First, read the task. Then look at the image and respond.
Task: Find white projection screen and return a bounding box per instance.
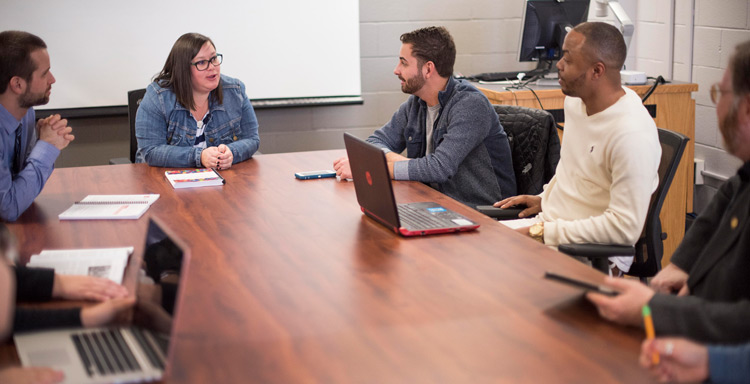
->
[0,0,361,110]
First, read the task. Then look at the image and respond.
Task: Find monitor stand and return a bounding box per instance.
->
[532,60,560,87]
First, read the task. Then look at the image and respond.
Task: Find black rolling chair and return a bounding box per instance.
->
[477,105,560,218]
[494,104,560,195]
[558,128,690,282]
[109,88,146,164]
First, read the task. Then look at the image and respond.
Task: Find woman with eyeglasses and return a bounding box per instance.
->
[135,33,260,169]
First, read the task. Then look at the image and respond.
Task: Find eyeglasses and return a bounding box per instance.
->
[191,54,223,71]
[710,83,732,105]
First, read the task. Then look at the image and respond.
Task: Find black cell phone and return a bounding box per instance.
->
[476,205,526,219]
[543,271,618,296]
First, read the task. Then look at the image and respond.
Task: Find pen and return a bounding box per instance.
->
[642,305,659,365]
[211,168,226,184]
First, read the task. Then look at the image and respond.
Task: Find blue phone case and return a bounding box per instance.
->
[295,170,336,180]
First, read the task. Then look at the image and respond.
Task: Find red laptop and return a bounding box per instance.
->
[344,133,479,236]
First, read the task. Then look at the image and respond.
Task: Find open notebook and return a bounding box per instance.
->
[26,247,133,285]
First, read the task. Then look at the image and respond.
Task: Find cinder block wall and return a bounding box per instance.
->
[631,0,749,211]
[638,1,749,169]
[690,0,750,181]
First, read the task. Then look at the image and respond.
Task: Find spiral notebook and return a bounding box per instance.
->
[58,194,160,220]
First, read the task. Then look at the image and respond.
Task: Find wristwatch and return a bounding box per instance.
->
[529,222,544,243]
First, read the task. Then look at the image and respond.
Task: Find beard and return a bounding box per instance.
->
[559,71,587,97]
[400,72,426,95]
[719,100,740,156]
[19,87,50,109]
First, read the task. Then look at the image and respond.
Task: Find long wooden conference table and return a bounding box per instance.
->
[2,150,653,383]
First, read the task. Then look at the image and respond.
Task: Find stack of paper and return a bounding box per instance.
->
[58,194,160,220]
[27,247,134,284]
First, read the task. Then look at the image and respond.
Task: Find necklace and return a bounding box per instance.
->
[192,97,209,120]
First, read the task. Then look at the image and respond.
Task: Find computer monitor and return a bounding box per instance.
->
[518,0,590,70]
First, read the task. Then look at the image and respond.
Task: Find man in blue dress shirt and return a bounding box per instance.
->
[0,31,74,221]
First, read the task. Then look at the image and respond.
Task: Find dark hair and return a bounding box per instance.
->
[731,40,750,98]
[573,22,627,71]
[400,26,456,78]
[154,33,222,110]
[0,31,47,94]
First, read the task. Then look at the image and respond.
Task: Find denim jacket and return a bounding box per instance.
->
[135,74,260,167]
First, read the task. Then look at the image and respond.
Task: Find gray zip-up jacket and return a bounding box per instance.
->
[368,77,516,207]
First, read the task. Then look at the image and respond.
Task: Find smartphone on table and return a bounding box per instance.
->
[294,170,337,180]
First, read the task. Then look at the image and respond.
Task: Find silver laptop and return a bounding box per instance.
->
[14,218,188,384]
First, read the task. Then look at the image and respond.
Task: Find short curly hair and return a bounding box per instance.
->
[572,22,627,71]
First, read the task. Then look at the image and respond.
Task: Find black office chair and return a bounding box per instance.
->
[558,128,690,282]
[109,88,146,164]
[494,104,560,195]
[477,105,560,218]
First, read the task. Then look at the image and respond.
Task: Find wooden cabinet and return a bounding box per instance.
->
[477,82,698,266]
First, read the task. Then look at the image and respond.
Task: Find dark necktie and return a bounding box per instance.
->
[12,123,23,176]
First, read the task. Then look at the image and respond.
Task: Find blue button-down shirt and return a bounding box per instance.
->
[0,105,59,221]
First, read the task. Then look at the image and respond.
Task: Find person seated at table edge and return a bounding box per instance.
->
[136,32,260,169]
[587,40,750,344]
[0,223,133,333]
[640,337,750,384]
[0,237,63,384]
[333,26,516,208]
[0,30,75,222]
[494,22,661,277]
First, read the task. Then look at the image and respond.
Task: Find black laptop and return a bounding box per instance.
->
[344,133,479,236]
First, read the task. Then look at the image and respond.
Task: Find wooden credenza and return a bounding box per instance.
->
[477,82,698,266]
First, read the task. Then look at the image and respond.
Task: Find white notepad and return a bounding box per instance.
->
[26,247,134,284]
[58,194,160,220]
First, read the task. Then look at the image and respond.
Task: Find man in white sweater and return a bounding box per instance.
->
[495,21,661,275]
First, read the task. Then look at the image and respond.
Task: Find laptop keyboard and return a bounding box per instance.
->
[132,327,166,370]
[71,328,163,377]
[398,204,461,229]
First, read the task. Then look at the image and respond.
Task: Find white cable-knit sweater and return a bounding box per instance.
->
[539,87,661,247]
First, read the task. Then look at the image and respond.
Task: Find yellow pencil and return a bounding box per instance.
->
[642,305,659,364]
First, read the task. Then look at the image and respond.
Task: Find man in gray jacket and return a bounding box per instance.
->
[334,26,516,207]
